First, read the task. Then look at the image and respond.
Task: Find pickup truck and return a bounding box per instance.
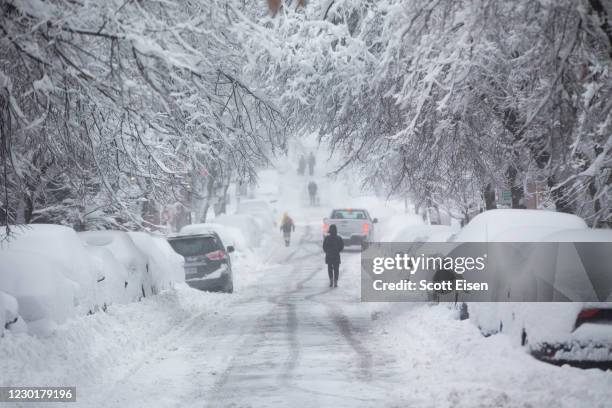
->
[323,208,378,249]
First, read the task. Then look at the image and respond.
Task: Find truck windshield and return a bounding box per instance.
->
[331,209,368,220]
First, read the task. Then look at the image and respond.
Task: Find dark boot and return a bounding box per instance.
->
[334,280,338,288]
[329,280,333,287]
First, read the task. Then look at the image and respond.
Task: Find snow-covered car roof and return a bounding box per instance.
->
[453,209,588,242]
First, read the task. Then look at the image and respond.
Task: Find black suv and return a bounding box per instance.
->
[168,232,234,293]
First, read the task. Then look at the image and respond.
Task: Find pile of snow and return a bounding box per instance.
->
[128,232,184,293]
[0,225,187,337]
[235,199,277,231]
[84,245,131,306]
[377,213,425,241]
[1,225,97,315]
[79,231,151,301]
[252,169,280,199]
[0,250,77,337]
[0,291,20,337]
[453,210,612,361]
[179,223,248,250]
[212,214,263,248]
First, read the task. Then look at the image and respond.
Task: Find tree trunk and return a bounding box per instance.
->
[200,174,216,223]
[507,166,525,208]
[588,0,612,56]
[547,176,574,214]
[483,183,497,210]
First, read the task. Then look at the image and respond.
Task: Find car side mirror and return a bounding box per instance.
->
[373,218,378,223]
[227,245,235,253]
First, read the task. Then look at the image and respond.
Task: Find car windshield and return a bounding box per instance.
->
[168,236,219,257]
[331,209,368,220]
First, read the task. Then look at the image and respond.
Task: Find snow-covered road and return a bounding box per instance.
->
[87,222,400,407]
[7,220,603,408]
[2,149,611,408]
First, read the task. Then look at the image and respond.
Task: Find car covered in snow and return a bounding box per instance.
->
[83,245,131,307]
[78,231,153,300]
[168,231,235,293]
[1,224,98,316]
[0,251,77,337]
[449,209,588,242]
[323,208,378,249]
[128,232,185,293]
[436,209,612,364]
[478,228,612,365]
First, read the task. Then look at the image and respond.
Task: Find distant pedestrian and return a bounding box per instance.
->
[280,212,296,247]
[307,152,316,176]
[323,224,344,287]
[307,181,318,206]
[298,155,306,176]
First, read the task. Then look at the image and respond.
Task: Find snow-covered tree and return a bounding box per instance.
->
[245,0,612,226]
[0,0,284,232]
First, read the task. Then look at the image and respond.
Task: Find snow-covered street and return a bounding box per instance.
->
[2,1,612,406]
[2,157,611,408]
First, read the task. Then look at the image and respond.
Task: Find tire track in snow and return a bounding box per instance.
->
[328,310,373,381]
[208,225,320,404]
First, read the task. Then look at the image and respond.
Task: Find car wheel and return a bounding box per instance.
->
[361,241,369,251]
[224,280,234,294]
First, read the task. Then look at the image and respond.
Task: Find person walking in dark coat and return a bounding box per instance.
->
[280,212,296,247]
[307,181,318,206]
[298,155,306,176]
[307,152,316,176]
[323,224,344,287]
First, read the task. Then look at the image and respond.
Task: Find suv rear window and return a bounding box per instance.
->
[168,236,219,257]
[331,209,368,220]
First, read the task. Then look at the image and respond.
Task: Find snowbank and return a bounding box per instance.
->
[0,291,19,337]
[84,246,131,306]
[377,213,425,241]
[179,222,247,250]
[0,250,76,336]
[235,199,277,231]
[454,212,611,360]
[79,231,152,300]
[128,232,184,293]
[0,225,186,338]
[374,303,612,407]
[0,286,226,395]
[1,224,97,315]
[211,214,263,248]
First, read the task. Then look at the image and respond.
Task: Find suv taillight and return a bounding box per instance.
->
[574,308,610,329]
[362,223,369,233]
[323,223,329,233]
[205,250,226,261]
[577,308,600,320]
